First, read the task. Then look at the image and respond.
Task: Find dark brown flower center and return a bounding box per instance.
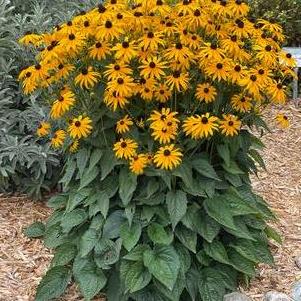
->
[75,121,81,127]
[265,45,272,52]
[58,64,64,70]
[122,41,129,48]
[164,149,171,156]
[69,34,75,40]
[105,21,113,28]
[173,71,181,78]
[234,65,241,72]
[58,96,64,102]
[147,32,154,38]
[286,53,292,59]
[175,43,183,50]
[202,117,208,124]
[204,88,210,93]
[194,9,201,16]
[121,142,127,148]
[216,63,223,69]
[96,42,102,48]
[228,121,234,126]
[81,68,88,75]
[258,69,265,75]
[149,62,156,68]
[114,65,121,71]
[117,78,124,84]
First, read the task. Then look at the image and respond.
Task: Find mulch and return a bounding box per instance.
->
[0,104,300,301]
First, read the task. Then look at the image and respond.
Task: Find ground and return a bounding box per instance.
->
[0,105,300,301]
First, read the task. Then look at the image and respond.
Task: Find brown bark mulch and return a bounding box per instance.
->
[0,104,300,301]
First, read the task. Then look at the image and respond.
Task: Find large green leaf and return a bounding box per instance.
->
[51,243,77,267]
[79,166,99,190]
[192,158,220,181]
[100,150,119,180]
[74,261,107,300]
[35,266,71,301]
[147,223,173,245]
[224,217,255,241]
[123,244,151,261]
[265,225,282,244]
[76,148,90,177]
[94,239,122,268]
[203,196,236,230]
[192,209,220,243]
[224,192,258,216]
[24,221,45,238]
[143,245,180,291]
[120,222,142,251]
[61,209,88,233]
[44,224,66,248]
[217,144,230,167]
[59,159,76,188]
[186,268,200,301]
[222,161,244,175]
[203,240,230,265]
[175,225,197,253]
[228,249,256,277]
[198,268,225,301]
[119,167,137,206]
[79,229,98,257]
[172,161,193,189]
[103,210,125,239]
[89,149,103,170]
[120,260,152,293]
[166,190,187,229]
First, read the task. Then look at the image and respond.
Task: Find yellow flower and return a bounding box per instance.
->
[129,154,148,175]
[219,114,242,137]
[266,82,287,104]
[104,90,129,111]
[231,94,253,113]
[68,116,93,139]
[112,40,138,62]
[154,84,172,103]
[275,113,290,129]
[51,130,66,148]
[89,41,111,60]
[75,67,100,89]
[37,122,51,137]
[165,71,189,92]
[204,60,230,82]
[107,76,135,97]
[19,31,41,46]
[104,63,132,80]
[116,115,133,134]
[139,31,165,51]
[139,57,167,80]
[60,33,86,53]
[69,140,79,153]
[183,113,219,139]
[114,138,138,160]
[96,19,124,41]
[151,123,178,144]
[50,91,75,119]
[56,63,75,80]
[195,83,217,103]
[164,42,193,64]
[153,144,183,170]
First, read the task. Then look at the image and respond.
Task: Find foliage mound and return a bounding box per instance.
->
[22,0,294,300]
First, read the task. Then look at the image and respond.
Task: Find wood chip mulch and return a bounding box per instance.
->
[0,104,300,301]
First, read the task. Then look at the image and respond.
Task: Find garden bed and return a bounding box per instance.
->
[0,105,300,301]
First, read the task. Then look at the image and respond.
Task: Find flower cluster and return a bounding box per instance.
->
[19,0,295,173]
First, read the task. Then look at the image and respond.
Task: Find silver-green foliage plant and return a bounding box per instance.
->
[0,0,97,198]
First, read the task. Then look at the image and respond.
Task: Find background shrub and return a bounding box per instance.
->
[0,0,97,198]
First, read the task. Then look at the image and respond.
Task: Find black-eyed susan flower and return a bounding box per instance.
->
[154,84,172,103]
[199,43,225,62]
[104,63,133,80]
[153,144,183,170]
[37,122,51,137]
[68,116,92,139]
[228,0,250,17]
[139,31,165,51]
[139,57,167,80]
[97,19,124,41]
[183,113,219,139]
[19,31,41,46]
[219,114,242,137]
[279,51,296,68]
[75,67,100,89]
[231,94,253,113]
[60,33,86,53]
[116,115,133,134]
[56,63,75,80]
[164,42,193,64]
[204,60,230,82]
[129,154,148,175]
[114,138,138,160]
[112,40,138,62]
[239,74,263,100]
[69,140,79,153]
[104,90,129,111]
[107,76,135,97]
[89,41,111,60]
[50,91,75,119]
[266,82,287,104]
[275,113,290,129]
[165,70,189,92]
[195,83,217,103]
[51,129,66,148]
[149,108,179,126]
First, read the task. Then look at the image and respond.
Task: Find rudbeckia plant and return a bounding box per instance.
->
[22,1,294,300]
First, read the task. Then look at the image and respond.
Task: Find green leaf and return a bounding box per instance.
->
[224,217,255,241]
[186,268,200,301]
[103,211,125,239]
[89,149,103,170]
[120,222,142,251]
[47,195,67,209]
[79,229,98,257]
[214,264,238,290]
[166,190,187,229]
[74,261,107,300]
[224,192,258,216]
[59,159,76,188]
[192,209,220,243]
[24,222,45,238]
[175,225,197,253]
[265,225,282,244]
[123,244,151,261]
[79,166,99,190]
[120,260,152,293]
[66,189,91,212]
[61,209,88,233]
[77,148,90,177]
[203,196,236,230]
[94,239,122,268]
[249,149,266,170]
[172,161,193,189]
[119,167,137,206]
[147,223,173,245]
[95,191,110,218]
[198,268,225,301]
[192,158,220,181]
[35,266,71,301]
[143,245,180,291]
[203,240,230,265]
[44,224,66,248]
[228,249,255,277]
[100,150,119,180]
[217,144,230,167]
[51,243,77,267]
[196,250,212,266]
[222,161,244,175]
